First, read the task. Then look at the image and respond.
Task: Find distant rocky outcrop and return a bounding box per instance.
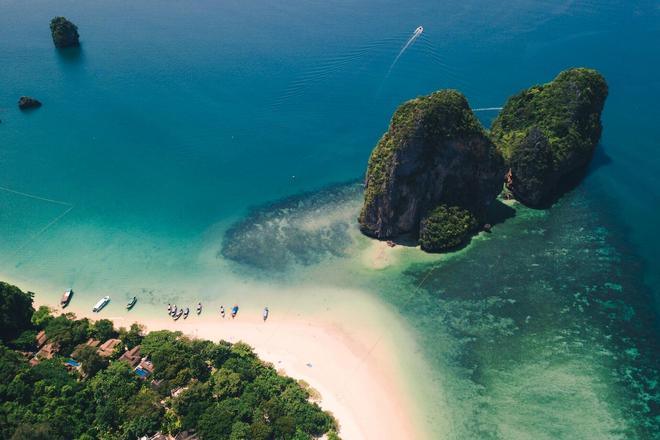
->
[359,90,505,251]
[50,17,80,48]
[18,96,42,110]
[491,68,608,206]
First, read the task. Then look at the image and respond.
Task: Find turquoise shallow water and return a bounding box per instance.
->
[1,0,660,438]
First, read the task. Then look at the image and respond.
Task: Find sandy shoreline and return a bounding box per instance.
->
[24,279,428,440]
[125,315,416,440]
[3,237,441,439]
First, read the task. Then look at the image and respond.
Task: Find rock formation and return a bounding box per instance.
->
[50,17,80,48]
[419,205,479,252]
[490,68,608,206]
[18,96,42,110]
[359,90,505,250]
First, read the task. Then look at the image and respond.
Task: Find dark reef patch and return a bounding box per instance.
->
[374,187,660,438]
[220,182,363,271]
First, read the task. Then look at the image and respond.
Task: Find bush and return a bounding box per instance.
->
[419,205,479,252]
[0,282,35,342]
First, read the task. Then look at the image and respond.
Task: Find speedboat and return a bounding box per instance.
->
[60,289,73,308]
[183,307,190,319]
[231,305,239,318]
[171,305,177,316]
[92,296,110,313]
[167,303,171,314]
[415,25,424,34]
[263,307,269,322]
[220,305,225,318]
[173,309,183,321]
[127,296,137,310]
[196,302,202,315]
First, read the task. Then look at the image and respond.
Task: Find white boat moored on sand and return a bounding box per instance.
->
[92,296,110,312]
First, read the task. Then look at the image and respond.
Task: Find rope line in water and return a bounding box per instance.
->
[473,107,503,112]
[0,185,73,206]
[339,253,440,400]
[0,184,75,261]
[354,266,440,357]
[12,205,75,256]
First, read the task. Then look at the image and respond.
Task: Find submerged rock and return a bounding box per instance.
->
[222,182,363,270]
[18,96,42,110]
[491,68,608,207]
[359,90,505,250]
[50,17,80,48]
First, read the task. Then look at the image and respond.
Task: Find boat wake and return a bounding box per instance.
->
[383,25,424,81]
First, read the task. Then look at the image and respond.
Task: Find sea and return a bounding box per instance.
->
[1,0,659,438]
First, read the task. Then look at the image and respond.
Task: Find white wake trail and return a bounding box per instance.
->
[384,26,424,80]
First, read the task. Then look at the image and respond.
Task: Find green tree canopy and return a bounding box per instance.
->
[0,282,35,342]
[91,319,117,341]
[76,345,108,378]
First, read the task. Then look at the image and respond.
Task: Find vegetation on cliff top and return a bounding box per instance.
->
[506,127,556,206]
[359,68,606,251]
[50,17,80,48]
[360,90,486,213]
[490,68,607,164]
[490,67,607,206]
[0,282,338,440]
[419,205,479,252]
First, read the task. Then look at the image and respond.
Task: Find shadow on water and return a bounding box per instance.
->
[485,199,516,226]
[385,199,516,252]
[587,144,614,176]
[528,144,614,209]
[55,46,84,65]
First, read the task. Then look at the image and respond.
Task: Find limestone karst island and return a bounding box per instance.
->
[1,3,659,440]
[359,68,607,251]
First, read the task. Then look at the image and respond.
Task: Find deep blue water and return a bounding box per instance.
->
[1,0,658,254]
[1,0,660,437]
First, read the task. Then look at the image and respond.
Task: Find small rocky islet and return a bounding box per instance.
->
[9,18,80,115]
[17,96,42,110]
[49,16,80,48]
[359,68,608,252]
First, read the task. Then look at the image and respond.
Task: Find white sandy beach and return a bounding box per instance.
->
[21,276,433,440]
[3,234,445,440]
[120,314,419,440]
